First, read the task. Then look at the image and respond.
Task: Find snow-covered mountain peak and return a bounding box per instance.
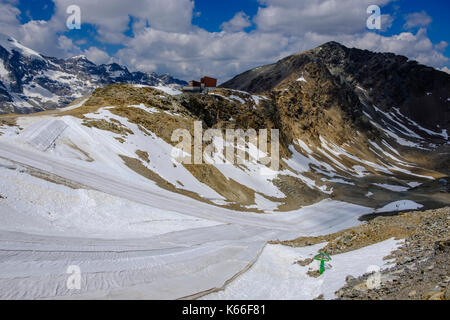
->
[69,54,88,60]
[0,34,187,114]
[0,33,43,60]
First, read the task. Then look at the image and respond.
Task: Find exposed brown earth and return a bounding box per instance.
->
[135,150,150,163]
[336,207,449,300]
[2,81,449,213]
[82,118,134,136]
[0,116,19,136]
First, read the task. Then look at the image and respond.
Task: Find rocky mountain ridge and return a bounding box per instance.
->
[221,41,450,131]
[0,34,186,114]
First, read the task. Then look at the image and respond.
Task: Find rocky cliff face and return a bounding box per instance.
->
[221,41,450,131]
[0,34,186,114]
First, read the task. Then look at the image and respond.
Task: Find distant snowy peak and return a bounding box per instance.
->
[0,34,187,114]
[68,54,88,60]
[0,34,43,61]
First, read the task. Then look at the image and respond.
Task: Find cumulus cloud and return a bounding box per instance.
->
[52,0,195,43]
[0,0,448,83]
[0,1,79,58]
[435,41,448,52]
[439,67,450,74]
[380,14,394,32]
[17,20,81,57]
[1,0,196,57]
[83,47,111,64]
[0,2,22,38]
[346,28,448,67]
[299,28,448,68]
[116,29,290,82]
[220,12,252,32]
[253,0,394,35]
[404,11,432,29]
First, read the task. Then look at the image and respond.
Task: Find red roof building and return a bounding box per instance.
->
[200,76,217,88]
[189,80,202,87]
[183,76,217,92]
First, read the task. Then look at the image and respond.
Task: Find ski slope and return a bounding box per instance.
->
[0,101,424,299]
[0,139,385,299]
[0,141,374,233]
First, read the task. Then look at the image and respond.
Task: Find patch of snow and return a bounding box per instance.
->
[319,136,392,175]
[8,92,36,109]
[407,182,422,188]
[369,119,425,149]
[246,194,281,213]
[295,139,313,154]
[228,89,251,96]
[209,93,233,103]
[352,165,369,177]
[203,238,402,300]
[151,85,182,96]
[229,95,246,104]
[363,111,373,120]
[251,95,267,105]
[375,200,423,213]
[372,183,409,192]
[59,98,89,112]
[129,103,158,114]
[383,112,423,139]
[0,60,10,81]
[392,108,449,140]
[442,129,448,140]
[110,70,125,78]
[23,84,59,103]
[0,34,43,60]
[322,178,355,185]
[368,140,413,167]
[283,145,335,193]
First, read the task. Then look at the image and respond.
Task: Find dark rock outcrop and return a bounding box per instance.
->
[221,42,450,131]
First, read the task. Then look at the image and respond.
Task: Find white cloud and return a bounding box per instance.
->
[220,12,251,32]
[404,11,432,29]
[17,20,81,57]
[116,29,290,82]
[435,41,448,52]
[0,0,448,83]
[253,0,394,35]
[1,0,196,57]
[345,28,448,67]
[380,14,394,32]
[0,2,22,38]
[439,67,450,74]
[52,0,195,43]
[83,47,111,64]
[295,28,448,68]
[0,2,79,58]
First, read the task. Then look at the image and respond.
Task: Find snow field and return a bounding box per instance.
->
[203,238,402,300]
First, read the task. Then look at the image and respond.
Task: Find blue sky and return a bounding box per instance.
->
[2,0,449,81]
